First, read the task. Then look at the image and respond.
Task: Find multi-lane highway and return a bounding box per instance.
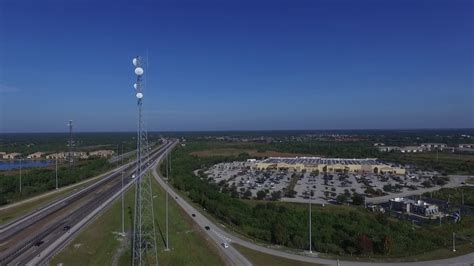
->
[0,140,176,265]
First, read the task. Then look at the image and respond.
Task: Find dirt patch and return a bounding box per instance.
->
[190,149,315,158]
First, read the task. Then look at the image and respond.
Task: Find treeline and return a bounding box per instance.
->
[423,187,474,206]
[168,142,472,257]
[379,153,474,175]
[0,158,111,205]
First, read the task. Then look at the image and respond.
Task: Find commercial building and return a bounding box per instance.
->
[390,197,439,217]
[255,157,405,175]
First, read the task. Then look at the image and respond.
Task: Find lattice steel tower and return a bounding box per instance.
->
[131,56,158,265]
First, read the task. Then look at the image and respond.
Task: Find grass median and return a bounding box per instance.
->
[51,171,224,265]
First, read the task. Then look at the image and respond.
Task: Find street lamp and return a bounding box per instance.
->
[19,158,22,193]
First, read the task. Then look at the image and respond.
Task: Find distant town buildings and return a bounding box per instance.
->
[255,157,406,175]
[89,150,114,158]
[390,197,439,217]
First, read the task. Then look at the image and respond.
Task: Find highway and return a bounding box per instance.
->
[152,144,474,266]
[0,140,176,265]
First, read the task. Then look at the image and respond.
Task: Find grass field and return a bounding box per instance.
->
[51,171,224,266]
[233,243,325,266]
[190,148,314,158]
[0,187,74,225]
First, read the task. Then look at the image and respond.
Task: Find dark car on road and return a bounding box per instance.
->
[205,226,210,230]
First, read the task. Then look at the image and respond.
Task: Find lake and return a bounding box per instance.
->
[0,160,52,171]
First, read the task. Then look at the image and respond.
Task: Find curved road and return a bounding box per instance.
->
[152,147,474,266]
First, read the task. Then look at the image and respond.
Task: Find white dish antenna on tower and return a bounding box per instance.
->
[133,57,138,66]
[136,92,144,99]
[134,83,138,90]
[135,67,144,76]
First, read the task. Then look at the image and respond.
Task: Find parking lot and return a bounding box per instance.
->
[205,161,472,205]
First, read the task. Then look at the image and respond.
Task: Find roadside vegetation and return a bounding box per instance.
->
[51,172,224,266]
[233,243,323,266]
[423,186,474,206]
[166,139,474,259]
[0,158,112,205]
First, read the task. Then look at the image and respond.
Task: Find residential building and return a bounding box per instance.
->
[420,143,447,151]
[3,153,22,159]
[378,146,401,152]
[459,144,473,149]
[373,143,385,147]
[89,150,114,158]
[400,146,423,153]
[27,152,46,159]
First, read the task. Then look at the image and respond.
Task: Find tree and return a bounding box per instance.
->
[373,167,379,174]
[270,191,282,201]
[336,194,348,204]
[256,190,267,200]
[271,222,288,245]
[357,234,373,254]
[243,189,252,199]
[382,235,394,254]
[351,193,365,205]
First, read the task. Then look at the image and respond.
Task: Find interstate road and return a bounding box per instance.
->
[0,140,176,265]
[153,158,474,266]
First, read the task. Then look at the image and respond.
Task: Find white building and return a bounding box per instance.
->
[27,152,46,159]
[3,153,22,159]
[420,143,447,151]
[378,146,401,152]
[400,146,423,153]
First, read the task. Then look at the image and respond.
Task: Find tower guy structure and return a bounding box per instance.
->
[131,56,159,266]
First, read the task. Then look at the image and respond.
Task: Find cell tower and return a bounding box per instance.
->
[131,56,159,266]
[67,120,75,166]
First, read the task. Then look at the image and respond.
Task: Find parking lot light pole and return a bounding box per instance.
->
[55,158,58,189]
[121,144,125,235]
[308,178,312,254]
[19,158,22,193]
[452,232,456,252]
[165,154,170,251]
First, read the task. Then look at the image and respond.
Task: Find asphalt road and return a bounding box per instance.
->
[151,166,253,266]
[152,151,474,266]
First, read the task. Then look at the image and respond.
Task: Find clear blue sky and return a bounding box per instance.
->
[0,0,473,132]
